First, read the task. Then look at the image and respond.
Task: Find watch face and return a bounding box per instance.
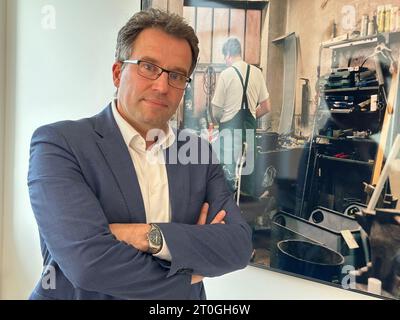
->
[149,228,162,246]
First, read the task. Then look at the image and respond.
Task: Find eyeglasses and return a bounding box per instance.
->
[123,59,191,90]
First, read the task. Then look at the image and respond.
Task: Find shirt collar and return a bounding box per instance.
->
[111,100,175,152]
[232,60,245,68]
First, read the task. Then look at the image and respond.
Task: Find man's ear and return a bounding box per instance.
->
[112,62,122,88]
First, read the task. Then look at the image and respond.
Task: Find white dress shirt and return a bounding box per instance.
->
[112,100,173,261]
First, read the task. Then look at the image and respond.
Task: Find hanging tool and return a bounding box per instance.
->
[362,41,397,108]
[300,78,310,129]
[203,65,217,126]
[235,142,248,206]
[321,0,330,9]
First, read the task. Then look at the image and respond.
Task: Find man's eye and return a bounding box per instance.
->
[142,63,157,72]
[170,72,185,81]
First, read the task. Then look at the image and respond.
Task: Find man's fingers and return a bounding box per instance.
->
[197,205,227,225]
[109,224,118,234]
[191,274,204,284]
[211,210,226,224]
[197,202,209,225]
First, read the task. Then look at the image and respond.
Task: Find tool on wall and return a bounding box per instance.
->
[367,41,395,105]
[273,32,297,135]
[358,38,395,108]
[183,82,197,130]
[203,65,217,126]
[235,142,248,206]
[300,78,310,129]
[320,0,330,10]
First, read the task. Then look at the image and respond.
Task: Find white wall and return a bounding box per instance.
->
[0,0,380,300]
[0,0,6,294]
[1,0,140,299]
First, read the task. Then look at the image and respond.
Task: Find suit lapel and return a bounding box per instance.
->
[94,105,146,223]
[165,138,190,223]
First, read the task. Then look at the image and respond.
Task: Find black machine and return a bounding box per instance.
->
[321,66,378,90]
[319,67,380,115]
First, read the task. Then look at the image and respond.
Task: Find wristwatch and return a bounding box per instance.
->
[147,223,163,254]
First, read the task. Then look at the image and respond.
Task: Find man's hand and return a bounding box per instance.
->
[109,223,150,252]
[192,203,226,284]
[197,202,226,225]
[110,203,226,284]
[191,274,204,284]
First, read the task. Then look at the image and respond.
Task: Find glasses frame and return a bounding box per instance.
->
[123,59,192,90]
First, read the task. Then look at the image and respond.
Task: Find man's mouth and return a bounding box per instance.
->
[143,98,168,108]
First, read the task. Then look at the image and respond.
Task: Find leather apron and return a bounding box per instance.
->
[219,64,256,196]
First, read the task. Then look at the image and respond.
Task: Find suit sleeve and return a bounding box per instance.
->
[28,125,192,299]
[156,143,253,278]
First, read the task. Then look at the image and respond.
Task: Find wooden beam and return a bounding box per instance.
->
[212,8,229,63]
[245,9,261,64]
[371,60,399,185]
[229,9,245,47]
[168,0,184,15]
[183,6,196,29]
[194,73,206,117]
[197,7,213,63]
[152,0,168,10]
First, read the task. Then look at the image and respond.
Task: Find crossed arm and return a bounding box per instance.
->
[109,202,226,284]
[28,124,252,299]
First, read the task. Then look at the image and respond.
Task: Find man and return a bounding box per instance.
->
[28,9,252,300]
[212,37,271,195]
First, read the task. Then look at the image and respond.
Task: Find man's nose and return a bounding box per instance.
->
[152,71,169,93]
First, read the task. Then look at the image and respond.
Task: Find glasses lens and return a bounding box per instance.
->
[169,73,188,89]
[137,61,189,89]
[138,61,160,80]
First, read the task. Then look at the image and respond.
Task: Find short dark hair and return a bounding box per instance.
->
[222,37,242,57]
[115,8,199,75]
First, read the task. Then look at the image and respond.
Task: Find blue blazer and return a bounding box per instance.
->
[28,104,253,300]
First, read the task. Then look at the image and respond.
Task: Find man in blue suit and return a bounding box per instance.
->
[28,9,252,300]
